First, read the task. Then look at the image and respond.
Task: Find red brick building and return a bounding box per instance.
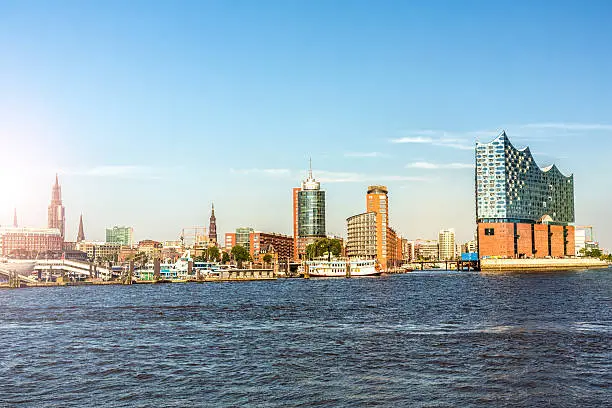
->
[249,232,294,263]
[1,228,63,258]
[478,222,575,258]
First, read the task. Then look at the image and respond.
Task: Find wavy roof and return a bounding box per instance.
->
[479,131,573,178]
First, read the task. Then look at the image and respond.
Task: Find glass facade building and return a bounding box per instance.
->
[235,227,254,251]
[297,168,326,238]
[476,132,574,225]
[105,226,134,246]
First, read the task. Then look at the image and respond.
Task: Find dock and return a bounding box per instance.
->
[0,268,276,289]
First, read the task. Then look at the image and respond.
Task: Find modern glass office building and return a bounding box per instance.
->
[235,227,254,251]
[476,131,574,225]
[476,132,576,258]
[297,169,326,238]
[105,226,134,246]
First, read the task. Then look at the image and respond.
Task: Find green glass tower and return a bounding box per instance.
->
[105,226,134,246]
[297,162,326,238]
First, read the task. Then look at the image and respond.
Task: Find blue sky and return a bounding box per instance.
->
[1,0,611,249]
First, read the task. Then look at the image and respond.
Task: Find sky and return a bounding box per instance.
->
[1,0,611,249]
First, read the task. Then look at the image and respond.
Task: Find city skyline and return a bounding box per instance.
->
[1,1,611,249]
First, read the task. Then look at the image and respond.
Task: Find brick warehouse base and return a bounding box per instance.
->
[478,223,575,259]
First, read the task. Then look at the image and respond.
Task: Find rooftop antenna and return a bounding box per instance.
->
[309,157,313,179]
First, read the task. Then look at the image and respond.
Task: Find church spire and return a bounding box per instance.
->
[48,173,66,240]
[13,208,17,228]
[77,214,85,242]
[208,202,217,245]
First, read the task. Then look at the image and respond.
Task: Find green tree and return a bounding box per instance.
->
[231,245,251,268]
[305,238,343,260]
[263,253,273,266]
[221,251,230,264]
[207,246,220,262]
[581,247,603,258]
[590,248,603,258]
[132,251,149,269]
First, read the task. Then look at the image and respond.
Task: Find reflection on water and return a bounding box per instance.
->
[0,269,610,407]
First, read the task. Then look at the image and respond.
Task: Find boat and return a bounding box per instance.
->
[135,251,220,281]
[400,263,414,272]
[306,259,381,277]
[0,258,36,276]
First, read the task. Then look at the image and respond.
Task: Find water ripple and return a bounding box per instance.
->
[0,269,610,407]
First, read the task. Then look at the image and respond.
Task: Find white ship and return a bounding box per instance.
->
[307,259,381,277]
[135,251,220,280]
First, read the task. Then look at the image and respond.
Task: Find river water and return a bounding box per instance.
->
[0,269,610,407]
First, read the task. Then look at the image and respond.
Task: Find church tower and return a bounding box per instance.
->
[208,203,217,246]
[48,174,66,240]
[77,214,85,242]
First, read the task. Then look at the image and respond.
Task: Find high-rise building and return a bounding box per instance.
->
[414,239,439,260]
[48,174,66,240]
[438,228,456,260]
[208,203,217,245]
[105,226,134,247]
[575,226,595,256]
[235,227,254,251]
[366,185,390,265]
[402,239,414,261]
[346,212,378,260]
[292,187,301,259]
[293,160,326,259]
[346,185,401,270]
[77,214,85,242]
[224,232,236,250]
[476,132,575,258]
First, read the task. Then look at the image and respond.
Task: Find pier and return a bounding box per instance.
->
[0,266,276,289]
[410,260,480,272]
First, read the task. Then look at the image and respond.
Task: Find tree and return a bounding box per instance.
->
[305,238,343,260]
[133,251,149,269]
[222,251,230,264]
[207,246,220,262]
[263,253,273,266]
[231,245,251,268]
[581,247,604,259]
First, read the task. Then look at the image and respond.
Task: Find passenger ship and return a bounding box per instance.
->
[135,251,220,281]
[306,259,381,277]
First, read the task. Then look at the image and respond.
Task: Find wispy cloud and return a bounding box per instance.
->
[521,123,612,131]
[390,131,484,150]
[343,151,387,158]
[405,162,474,170]
[390,136,434,144]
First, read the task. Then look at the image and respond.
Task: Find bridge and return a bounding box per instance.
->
[409,259,480,271]
[33,260,113,280]
[0,265,39,287]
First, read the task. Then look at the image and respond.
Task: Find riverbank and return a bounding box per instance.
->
[481,257,609,272]
[0,269,277,289]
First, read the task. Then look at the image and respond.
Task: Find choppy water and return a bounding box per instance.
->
[1,269,611,407]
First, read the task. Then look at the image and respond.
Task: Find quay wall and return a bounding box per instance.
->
[481,258,609,271]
